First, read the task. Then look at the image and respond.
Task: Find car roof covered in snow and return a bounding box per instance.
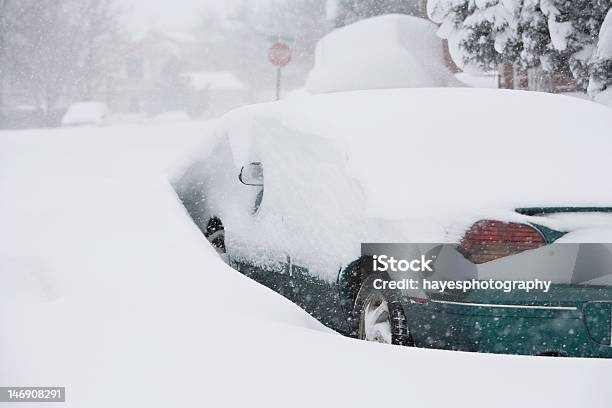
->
[218,88,612,220]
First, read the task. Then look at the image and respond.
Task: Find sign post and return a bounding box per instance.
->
[267,39,292,100]
[275,66,282,101]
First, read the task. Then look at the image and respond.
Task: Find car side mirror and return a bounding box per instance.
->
[239,162,264,186]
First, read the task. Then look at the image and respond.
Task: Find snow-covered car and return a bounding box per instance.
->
[174,88,612,357]
[61,101,109,126]
[305,14,461,93]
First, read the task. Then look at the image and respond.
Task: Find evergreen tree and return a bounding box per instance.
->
[6,0,123,111]
[517,0,573,91]
[518,0,552,69]
[465,0,522,69]
[538,0,610,88]
[428,0,521,71]
[588,9,612,96]
[429,0,612,91]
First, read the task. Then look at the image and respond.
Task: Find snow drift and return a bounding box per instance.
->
[305,14,460,93]
[1,120,612,407]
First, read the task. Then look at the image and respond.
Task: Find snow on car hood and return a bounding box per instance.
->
[220,88,612,221]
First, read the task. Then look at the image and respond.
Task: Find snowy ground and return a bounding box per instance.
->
[1,122,611,407]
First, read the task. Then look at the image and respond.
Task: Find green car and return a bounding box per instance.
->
[174,88,612,357]
[357,239,612,357]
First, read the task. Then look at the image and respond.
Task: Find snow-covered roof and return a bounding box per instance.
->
[184,71,246,91]
[305,14,460,93]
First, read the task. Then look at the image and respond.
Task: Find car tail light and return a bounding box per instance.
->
[458,220,546,264]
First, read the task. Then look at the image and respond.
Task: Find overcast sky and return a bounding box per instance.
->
[122,0,240,36]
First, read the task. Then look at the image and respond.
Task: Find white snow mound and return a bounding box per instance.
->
[61,101,109,126]
[1,116,612,408]
[306,14,460,93]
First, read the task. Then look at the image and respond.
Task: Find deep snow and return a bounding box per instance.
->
[305,15,460,93]
[1,121,611,407]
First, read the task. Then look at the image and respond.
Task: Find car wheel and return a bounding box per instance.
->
[204,216,225,254]
[355,286,412,346]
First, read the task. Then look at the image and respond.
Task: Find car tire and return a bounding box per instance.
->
[353,282,413,346]
[204,216,226,254]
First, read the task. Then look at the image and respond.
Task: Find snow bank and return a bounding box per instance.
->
[2,121,611,407]
[153,110,191,122]
[305,14,460,93]
[595,88,612,107]
[183,71,246,91]
[61,101,109,126]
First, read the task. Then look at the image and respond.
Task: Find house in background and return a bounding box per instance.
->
[181,71,249,118]
[107,30,250,119]
[107,30,197,116]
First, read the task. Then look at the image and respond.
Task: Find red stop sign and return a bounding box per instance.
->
[268,42,292,67]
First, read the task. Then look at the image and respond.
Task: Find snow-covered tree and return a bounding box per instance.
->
[74,0,124,101]
[0,0,51,119]
[428,0,522,71]
[518,0,552,69]
[428,0,612,91]
[537,0,609,88]
[588,9,612,96]
[515,0,573,91]
[7,0,124,112]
